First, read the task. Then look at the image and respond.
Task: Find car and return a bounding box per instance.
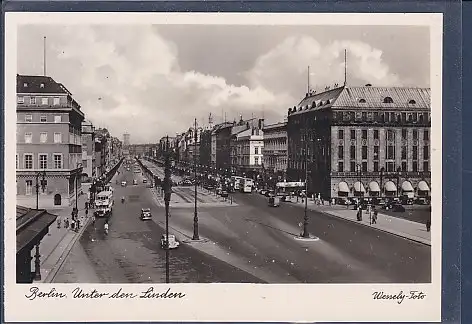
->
[216,187,222,195]
[221,190,229,198]
[141,208,152,220]
[161,234,180,249]
[181,180,193,186]
[384,202,406,212]
[121,181,127,187]
[260,189,267,195]
[265,190,274,197]
[143,179,147,183]
[133,179,138,185]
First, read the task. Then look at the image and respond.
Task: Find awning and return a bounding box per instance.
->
[418,181,430,191]
[401,181,414,192]
[384,181,397,192]
[353,181,366,192]
[338,182,349,193]
[368,181,380,192]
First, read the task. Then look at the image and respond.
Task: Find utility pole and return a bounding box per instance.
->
[193,118,200,240]
[163,136,172,283]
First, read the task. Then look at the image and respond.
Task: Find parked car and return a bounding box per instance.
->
[140,208,152,220]
[384,202,406,212]
[161,234,180,249]
[260,189,267,195]
[121,181,127,187]
[265,190,274,197]
[221,190,229,198]
[181,180,193,186]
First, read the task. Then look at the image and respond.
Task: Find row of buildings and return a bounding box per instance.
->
[16,74,123,208]
[154,84,432,200]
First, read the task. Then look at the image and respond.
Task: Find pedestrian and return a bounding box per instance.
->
[357,206,362,221]
[71,221,75,231]
[85,208,89,218]
[426,219,431,232]
[64,218,69,229]
[76,219,81,232]
[373,208,378,224]
[57,218,62,229]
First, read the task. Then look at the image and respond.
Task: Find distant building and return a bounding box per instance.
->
[262,121,288,179]
[123,133,130,147]
[287,85,431,200]
[16,75,84,208]
[81,120,96,182]
[211,122,234,173]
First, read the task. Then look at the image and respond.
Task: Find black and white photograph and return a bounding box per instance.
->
[5,12,443,322]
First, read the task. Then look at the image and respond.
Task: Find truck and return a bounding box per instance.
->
[94,190,114,217]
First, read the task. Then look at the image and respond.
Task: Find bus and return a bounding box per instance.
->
[231,176,243,190]
[94,190,114,217]
[275,182,305,199]
[239,178,254,193]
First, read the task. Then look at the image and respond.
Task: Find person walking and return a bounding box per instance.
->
[426,219,431,232]
[372,207,378,224]
[357,206,362,221]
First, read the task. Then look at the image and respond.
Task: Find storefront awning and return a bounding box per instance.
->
[401,181,414,192]
[353,181,366,192]
[384,181,397,192]
[418,181,430,191]
[338,182,349,193]
[368,181,380,192]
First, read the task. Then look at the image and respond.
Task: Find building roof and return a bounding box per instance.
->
[290,85,431,116]
[211,122,234,135]
[17,75,71,95]
[16,206,57,253]
[263,121,287,130]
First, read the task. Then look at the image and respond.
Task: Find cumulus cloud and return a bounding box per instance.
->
[17,26,423,144]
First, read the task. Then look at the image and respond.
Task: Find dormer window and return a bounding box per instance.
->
[359,98,366,103]
[40,83,45,88]
[383,97,394,103]
[318,101,323,107]
[408,99,416,104]
[23,83,28,88]
[326,100,331,104]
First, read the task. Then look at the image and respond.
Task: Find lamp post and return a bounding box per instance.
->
[356,163,363,198]
[301,130,310,238]
[379,167,385,199]
[75,163,83,216]
[35,170,47,210]
[192,118,200,241]
[163,136,172,283]
[396,166,402,198]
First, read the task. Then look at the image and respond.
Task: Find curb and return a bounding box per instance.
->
[43,216,91,283]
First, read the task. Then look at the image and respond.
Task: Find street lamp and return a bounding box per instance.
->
[35,170,47,210]
[75,163,83,214]
[356,163,363,198]
[163,136,172,283]
[301,130,310,238]
[192,118,200,241]
[379,167,385,198]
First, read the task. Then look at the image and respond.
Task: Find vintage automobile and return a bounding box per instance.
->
[220,190,229,198]
[121,181,127,187]
[143,178,147,184]
[161,234,180,249]
[268,196,280,207]
[140,208,152,220]
[383,202,406,212]
[133,179,138,185]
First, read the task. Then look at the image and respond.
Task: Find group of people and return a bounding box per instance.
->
[356,204,378,224]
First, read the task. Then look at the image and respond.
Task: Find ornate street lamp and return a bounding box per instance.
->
[301,130,310,238]
[193,118,200,241]
[35,170,47,210]
[163,136,172,283]
[75,163,83,215]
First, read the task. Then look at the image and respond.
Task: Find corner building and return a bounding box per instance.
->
[287,85,431,200]
[16,75,84,208]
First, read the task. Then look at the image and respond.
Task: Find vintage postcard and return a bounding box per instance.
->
[4,12,442,322]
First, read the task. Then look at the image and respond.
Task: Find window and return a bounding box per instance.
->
[54,132,62,143]
[350,161,356,172]
[387,145,395,160]
[255,157,259,165]
[383,97,393,103]
[409,99,416,104]
[40,115,47,122]
[39,154,47,169]
[386,161,395,172]
[402,161,407,171]
[373,146,379,160]
[53,154,62,169]
[413,146,418,160]
[362,146,367,159]
[362,161,367,172]
[387,129,395,141]
[24,132,32,143]
[401,146,407,160]
[413,161,418,172]
[350,145,356,160]
[54,115,61,123]
[25,115,32,122]
[362,112,367,121]
[338,146,344,159]
[402,112,407,122]
[423,161,429,172]
[53,97,60,105]
[424,130,429,141]
[17,96,24,104]
[40,132,47,143]
[373,130,379,140]
[16,154,18,169]
[402,129,407,140]
[254,147,259,155]
[362,130,367,140]
[25,180,33,195]
[374,161,379,172]
[423,145,430,160]
[373,112,379,122]
[24,154,33,169]
[41,97,48,105]
[350,129,356,139]
[30,97,36,105]
[338,161,344,172]
[413,129,418,140]
[338,130,344,140]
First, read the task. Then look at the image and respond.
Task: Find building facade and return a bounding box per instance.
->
[123,133,130,147]
[262,121,288,179]
[81,120,95,182]
[230,127,264,179]
[16,75,84,208]
[287,85,432,200]
[199,129,212,168]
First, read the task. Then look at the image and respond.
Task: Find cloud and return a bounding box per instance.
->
[18,26,421,143]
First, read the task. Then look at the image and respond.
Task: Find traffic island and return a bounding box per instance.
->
[182,238,210,244]
[293,234,320,242]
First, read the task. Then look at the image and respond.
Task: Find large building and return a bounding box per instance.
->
[16,75,84,208]
[262,121,288,180]
[211,122,233,172]
[81,120,96,182]
[123,133,130,147]
[287,85,431,200]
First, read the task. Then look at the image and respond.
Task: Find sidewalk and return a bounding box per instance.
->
[150,186,237,208]
[285,198,431,246]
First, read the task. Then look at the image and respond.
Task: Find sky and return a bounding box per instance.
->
[17,24,430,144]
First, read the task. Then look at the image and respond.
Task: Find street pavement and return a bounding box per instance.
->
[53,165,262,283]
[54,161,430,284]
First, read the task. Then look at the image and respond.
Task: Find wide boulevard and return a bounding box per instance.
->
[55,160,431,283]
